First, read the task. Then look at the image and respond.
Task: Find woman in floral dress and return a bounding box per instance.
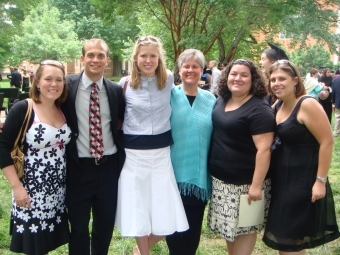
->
[0,60,70,255]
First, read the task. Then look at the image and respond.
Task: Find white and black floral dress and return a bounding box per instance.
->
[9,111,71,255]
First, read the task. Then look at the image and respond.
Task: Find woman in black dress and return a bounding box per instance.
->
[319,68,333,123]
[263,60,339,254]
[21,70,30,91]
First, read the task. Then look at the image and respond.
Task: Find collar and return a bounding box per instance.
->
[82,73,104,90]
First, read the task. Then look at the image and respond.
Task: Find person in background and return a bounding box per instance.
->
[318,68,323,81]
[209,60,221,96]
[21,69,30,91]
[263,60,339,254]
[333,69,340,79]
[260,42,289,105]
[332,74,340,137]
[61,38,126,255]
[115,35,188,255]
[166,49,216,255]
[200,65,211,90]
[218,62,225,71]
[319,68,333,123]
[0,60,70,255]
[208,59,275,255]
[7,66,13,84]
[30,71,35,86]
[11,67,22,89]
[304,68,328,100]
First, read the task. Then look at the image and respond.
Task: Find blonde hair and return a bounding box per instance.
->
[130,35,168,90]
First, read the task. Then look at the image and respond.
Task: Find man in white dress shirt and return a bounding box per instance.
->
[209,60,221,96]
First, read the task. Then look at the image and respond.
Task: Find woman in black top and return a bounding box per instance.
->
[207,59,275,255]
[319,68,333,123]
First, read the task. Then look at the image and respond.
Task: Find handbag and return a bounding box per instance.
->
[10,99,33,178]
[318,89,329,100]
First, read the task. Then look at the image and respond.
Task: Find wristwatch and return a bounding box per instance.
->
[316,176,327,183]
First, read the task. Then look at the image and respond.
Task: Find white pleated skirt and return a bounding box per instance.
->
[115,146,189,237]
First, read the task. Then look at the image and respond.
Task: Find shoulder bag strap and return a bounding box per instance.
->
[122,76,130,94]
[13,99,33,149]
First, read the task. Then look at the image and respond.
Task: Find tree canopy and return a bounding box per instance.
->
[10,5,81,63]
[1,0,340,71]
[90,0,340,68]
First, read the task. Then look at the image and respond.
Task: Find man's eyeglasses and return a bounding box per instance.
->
[40,60,64,68]
[276,60,297,76]
[137,36,159,44]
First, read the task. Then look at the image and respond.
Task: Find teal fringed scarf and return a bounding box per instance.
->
[170,85,216,201]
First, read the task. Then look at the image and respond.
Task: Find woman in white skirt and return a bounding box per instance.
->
[115,35,188,255]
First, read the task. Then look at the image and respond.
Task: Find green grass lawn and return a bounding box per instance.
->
[0,84,339,254]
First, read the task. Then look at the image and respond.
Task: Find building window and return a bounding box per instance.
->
[279,30,293,40]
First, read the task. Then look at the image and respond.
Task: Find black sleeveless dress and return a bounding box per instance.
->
[263,96,339,251]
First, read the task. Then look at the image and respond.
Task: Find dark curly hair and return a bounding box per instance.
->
[218,59,267,99]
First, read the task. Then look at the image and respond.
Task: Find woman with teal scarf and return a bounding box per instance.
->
[166,49,216,255]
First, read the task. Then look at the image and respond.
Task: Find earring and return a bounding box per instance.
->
[37,87,40,92]
[294,86,297,94]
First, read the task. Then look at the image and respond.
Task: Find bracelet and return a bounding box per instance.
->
[316,176,327,183]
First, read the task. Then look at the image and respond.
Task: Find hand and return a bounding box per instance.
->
[247,184,262,205]
[311,181,326,203]
[13,185,31,208]
[0,120,3,133]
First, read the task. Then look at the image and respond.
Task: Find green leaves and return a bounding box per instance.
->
[10,5,82,63]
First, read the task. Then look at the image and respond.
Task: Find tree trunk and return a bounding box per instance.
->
[223,23,249,64]
[217,34,225,64]
[112,55,121,76]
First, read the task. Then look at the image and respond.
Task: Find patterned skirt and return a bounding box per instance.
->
[207,177,271,241]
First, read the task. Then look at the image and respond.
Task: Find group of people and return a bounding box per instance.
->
[6,66,34,90]
[198,60,222,96]
[0,36,339,255]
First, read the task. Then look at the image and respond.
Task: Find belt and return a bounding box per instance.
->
[79,155,111,165]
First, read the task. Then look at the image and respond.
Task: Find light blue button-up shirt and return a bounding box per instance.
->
[119,71,174,135]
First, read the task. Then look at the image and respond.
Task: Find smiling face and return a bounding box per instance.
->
[36,65,65,103]
[270,69,298,100]
[81,41,109,81]
[136,45,159,77]
[227,64,252,97]
[260,53,275,75]
[179,58,203,87]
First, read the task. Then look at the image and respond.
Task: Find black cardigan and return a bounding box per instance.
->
[0,100,34,169]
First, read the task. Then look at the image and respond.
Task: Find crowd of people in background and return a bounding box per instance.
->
[0,37,340,255]
[4,66,35,91]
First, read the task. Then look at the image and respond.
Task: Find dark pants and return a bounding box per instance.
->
[66,154,119,255]
[319,99,332,124]
[166,203,206,255]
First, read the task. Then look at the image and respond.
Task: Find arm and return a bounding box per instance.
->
[0,100,32,207]
[2,165,31,208]
[248,132,274,203]
[298,98,333,203]
[206,74,211,85]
